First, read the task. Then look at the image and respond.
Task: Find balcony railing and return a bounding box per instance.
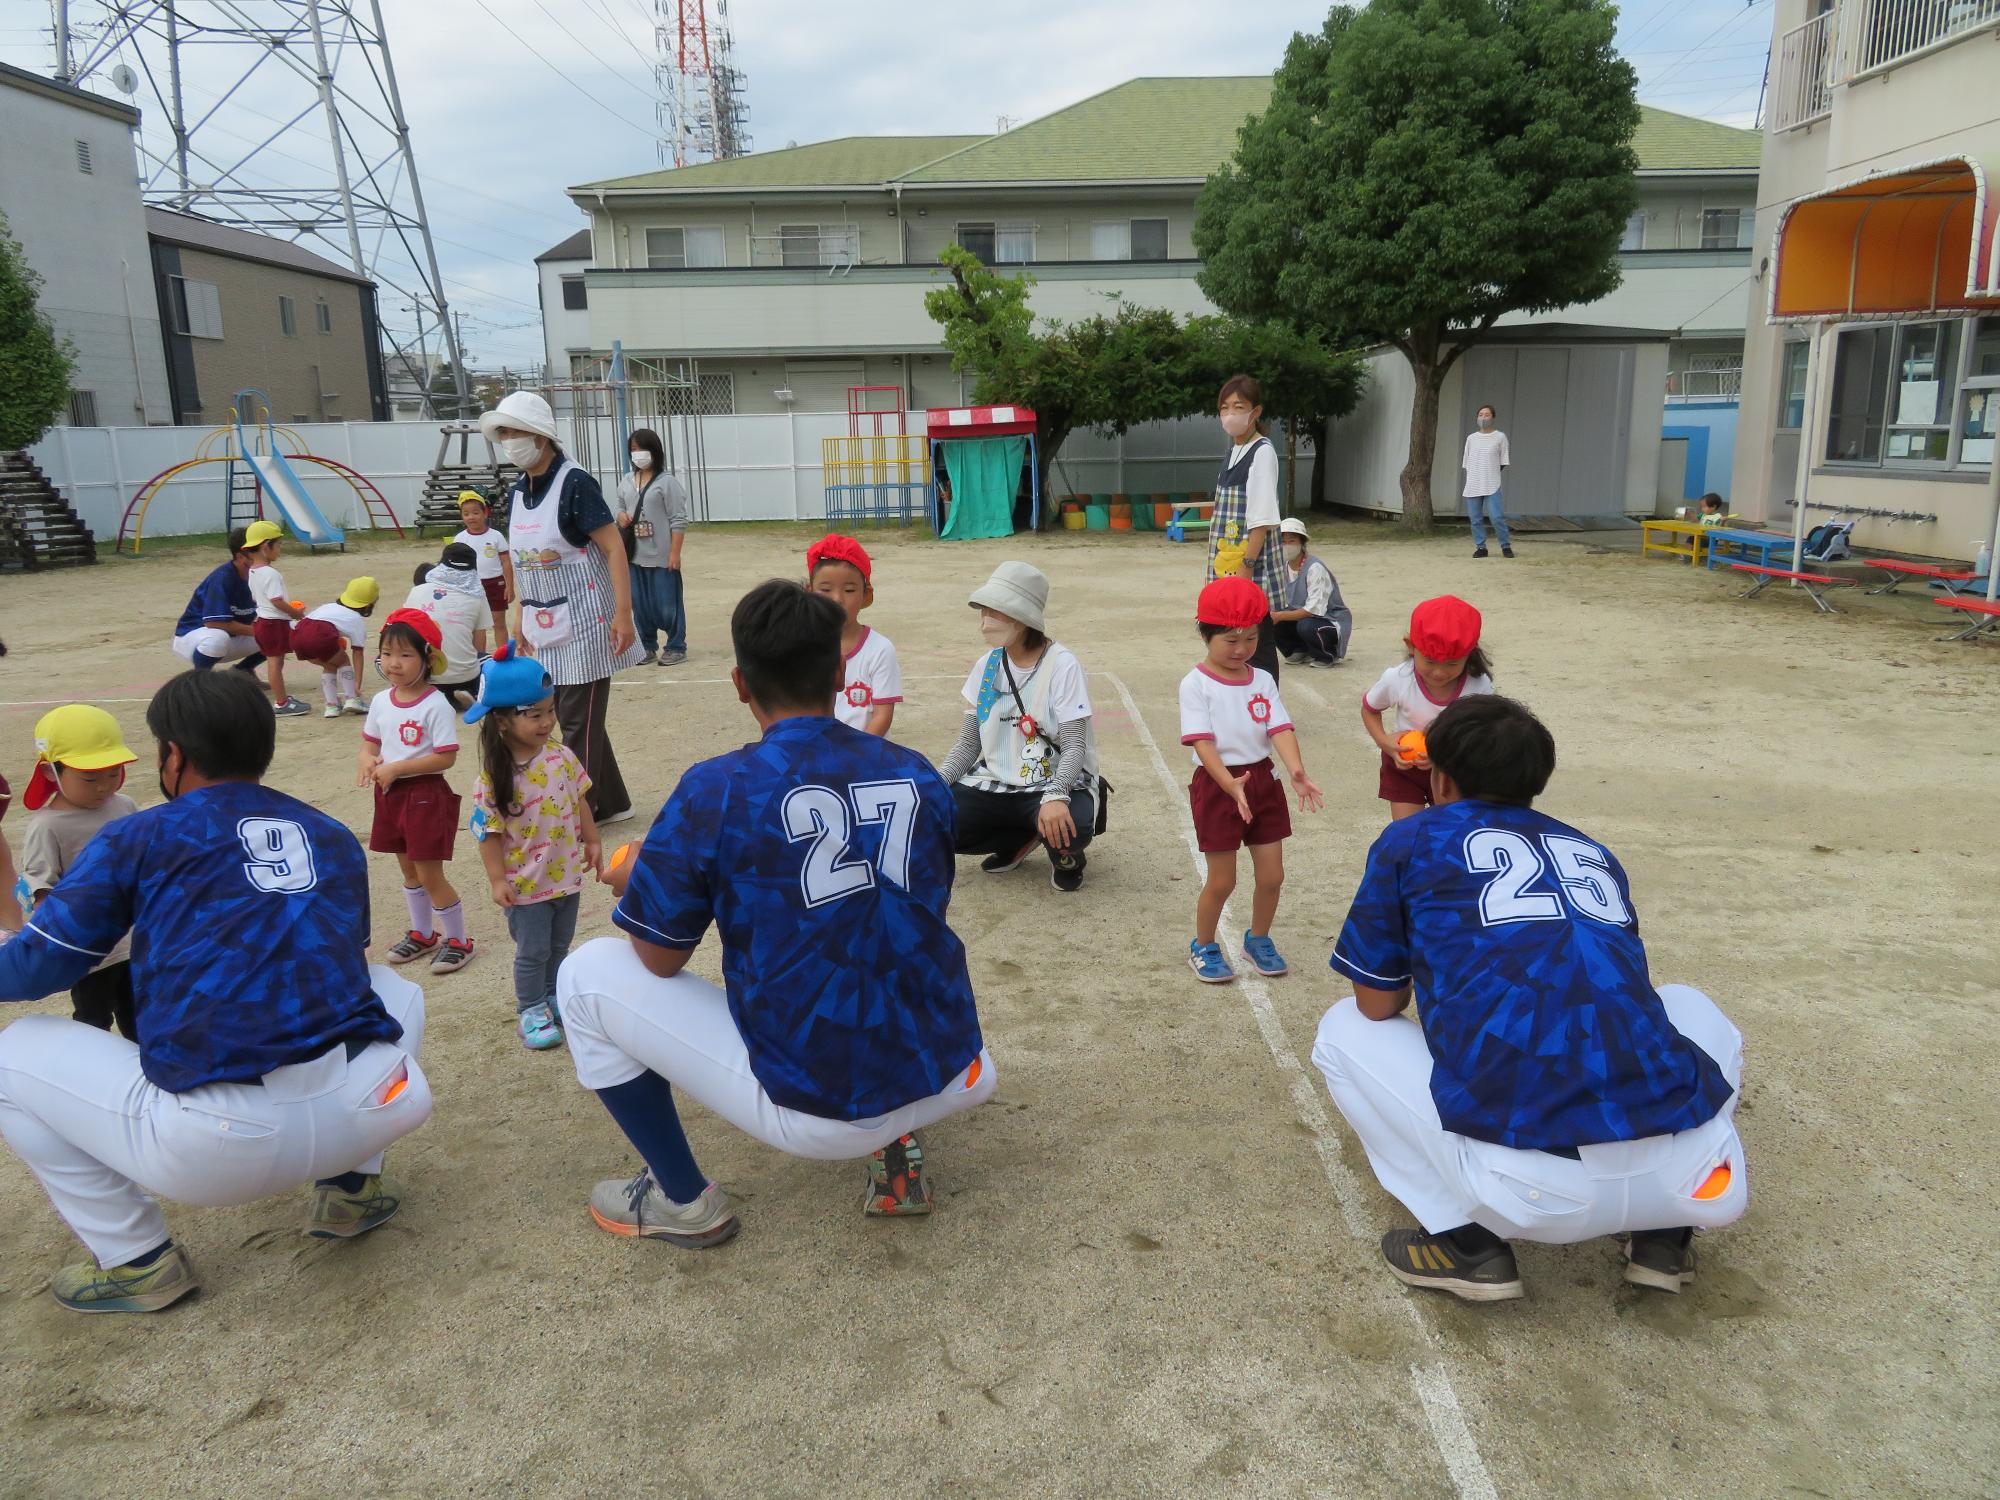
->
[1773,8,1836,130]
[1839,0,2000,78]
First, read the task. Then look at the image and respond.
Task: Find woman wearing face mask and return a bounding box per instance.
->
[936,562,1102,893]
[1271,518,1352,667]
[1461,404,1513,559]
[1209,374,1288,681]
[479,391,643,826]
[614,427,690,667]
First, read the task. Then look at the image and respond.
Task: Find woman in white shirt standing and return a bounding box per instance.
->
[1208,375,1288,680]
[1461,404,1513,559]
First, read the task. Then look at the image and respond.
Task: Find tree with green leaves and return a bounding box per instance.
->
[1194,0,1639,527]
[0,211,76,451]
[924,245,1363,521]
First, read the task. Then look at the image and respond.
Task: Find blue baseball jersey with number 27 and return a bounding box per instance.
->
[0,782,398,1091]
[1331,799,1732,1151]
[615,716,983,1122]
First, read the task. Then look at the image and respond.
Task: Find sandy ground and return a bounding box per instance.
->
[0,520,1995,1500]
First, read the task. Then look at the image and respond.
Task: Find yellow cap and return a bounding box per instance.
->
[242,519,284,547]
[338,576,380,609]
[457,489,488,509]
[28,705,136,809]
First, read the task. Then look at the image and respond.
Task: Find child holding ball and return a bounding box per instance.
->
[467,643,601,1051]
[359,608,473,974]
[1360,596,1494,822]
[807,534,901,736]
[1181,576,1324,984]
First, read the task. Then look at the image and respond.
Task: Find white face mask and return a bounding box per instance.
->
[1221,410,1253,439]
[979,616,1023,649]
[1283,541,1304,562]
[630,451,652,469]
[499,435,542,468]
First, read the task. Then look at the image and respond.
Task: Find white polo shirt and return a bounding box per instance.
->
[306,601,369,649]
[1362,660,1495,734]
[834,626,903,731]
[247,564,293,621]
[453,526,510,580]
[1179,664,1292,769]
[362,686,460,765]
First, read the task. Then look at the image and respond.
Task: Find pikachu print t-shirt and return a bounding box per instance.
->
[471,744,594,903]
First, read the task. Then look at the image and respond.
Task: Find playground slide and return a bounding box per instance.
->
[241,447,345,546]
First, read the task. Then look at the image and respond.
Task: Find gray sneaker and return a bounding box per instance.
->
[636,651,658,666]
[51,1243,200,1314]
[273,696,311,716]
[589,1170,739,1248]
[657,650,687,667]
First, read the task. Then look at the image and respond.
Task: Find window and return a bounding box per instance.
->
[1621,210,1646,251]
[1090,221,1130,260]
[1826,319,1981,466]
[66,391,97,427]
[315,300,332,334]
[279,295,298,337]
[1778,340,1811,430]
[774,223,854,267]
[74,139,93,175]
[168,276,224,339]
[1130,218,1168,261]
[666,371,735,416]
[645,225,726,269]
[956,222,997,264]
[1699,208,1744,250]
[995,224,1036,263]
[1884,321,1958,461]
[1825,326,1892,462]
[560,276,587,310]
[779,224,819,267]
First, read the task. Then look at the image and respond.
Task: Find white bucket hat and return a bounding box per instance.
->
[967,560,1048,633]
[479,390,558,443]
[1279,516,1310,540]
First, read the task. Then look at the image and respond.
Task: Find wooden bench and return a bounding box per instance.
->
[1863,558,1981,596]
[1640,518,1709,566]
[1705,527,1795,571]
[1934,596,2000,641]
[1728,562,1854,613]
[1164,498,1214,544]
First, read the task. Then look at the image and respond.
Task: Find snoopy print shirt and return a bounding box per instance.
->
[471,744,594,903]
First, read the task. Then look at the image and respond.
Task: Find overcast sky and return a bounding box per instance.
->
[0,0,1776,368]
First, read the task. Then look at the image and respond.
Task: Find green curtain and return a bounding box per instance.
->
[938,437,1025,540]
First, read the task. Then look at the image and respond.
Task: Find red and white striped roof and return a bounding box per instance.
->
[925,405,1038,437]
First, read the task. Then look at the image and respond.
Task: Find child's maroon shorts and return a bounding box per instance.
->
[370,773,460,862]
[480,576,507,617]
[1190,758,1292,852]
[252,618,293,658]
[290,618,341,662]
[1378,749,1434,806]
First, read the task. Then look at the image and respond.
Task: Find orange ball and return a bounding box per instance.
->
[290,599,306,610]
[608,842,637,875]
[1397,730,1427,765]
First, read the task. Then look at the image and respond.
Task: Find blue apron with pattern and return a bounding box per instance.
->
[508,459,644,686]
[1207,437,1288,613]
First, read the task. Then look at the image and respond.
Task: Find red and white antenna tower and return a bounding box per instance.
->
[653,0,751,167]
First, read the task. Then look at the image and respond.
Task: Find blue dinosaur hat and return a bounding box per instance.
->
[463,640,554,724]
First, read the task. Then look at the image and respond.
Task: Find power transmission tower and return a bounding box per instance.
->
[653,0,750,167]
[51,0,471,418]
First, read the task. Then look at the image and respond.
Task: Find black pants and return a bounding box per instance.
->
[555,677,630,820]
[952,783,1095,861]
[1249,618,1280,682]
[1276,611,1352,664]
[73,960,136,1040]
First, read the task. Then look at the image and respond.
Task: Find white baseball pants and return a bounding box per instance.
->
[558,937,996,1161]
[171,626,260,665]
[1312,984,1748,1242]
[0,967,431,1267]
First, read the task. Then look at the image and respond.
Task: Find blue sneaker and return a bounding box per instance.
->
[1241,930,1288,977]
[519,1001,564,1050]
[1188,940,1235,984]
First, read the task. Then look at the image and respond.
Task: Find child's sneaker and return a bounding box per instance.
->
[1241,930,1289,977]
[518,1001,564,1050]
[429,937,474,975]
[385,929,439,965]
[273,696,311,717]
[322,703,344,719]
[341,697,368,715]
[1188,939,1235,984]
[864,1133,934,1216]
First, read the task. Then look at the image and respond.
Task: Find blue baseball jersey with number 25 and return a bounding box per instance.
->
[0,782,398,1091]
[1331,799,1732,1151]
[615,716,983,1122]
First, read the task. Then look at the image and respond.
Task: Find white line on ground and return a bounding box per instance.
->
[1102,669,1500,1500]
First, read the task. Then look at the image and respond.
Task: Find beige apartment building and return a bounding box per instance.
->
[1733,0,2000,557]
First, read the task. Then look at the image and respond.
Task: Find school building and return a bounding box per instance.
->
[1730,0,1999,560]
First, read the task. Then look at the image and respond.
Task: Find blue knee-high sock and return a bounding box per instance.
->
[191,649,217,671]
[595,1072,707,1203]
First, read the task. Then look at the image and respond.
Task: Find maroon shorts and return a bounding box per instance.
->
[1190,757,1292,852]
[480,576,507,617]
[252,618,293,658]
[1378,749,1434,807]
[369,773,461,862]
[291,618,341,663]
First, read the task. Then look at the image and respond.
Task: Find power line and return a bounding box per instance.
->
[1647,0,1774,93]
[464,0,658,140]
[524,0,661,103]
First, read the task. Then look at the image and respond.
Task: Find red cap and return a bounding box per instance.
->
[1408,596,1482,661]
[384,607,443,651]
[1196,576,1270,628]
[807,534,872,581]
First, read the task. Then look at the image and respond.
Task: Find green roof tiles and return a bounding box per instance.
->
[576,135,985,191]
[1630,105,1763,171]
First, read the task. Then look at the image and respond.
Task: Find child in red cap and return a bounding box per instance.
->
[1361,596,1494,822]
[1180,576,1325,984]
[358,607,473,975]
[807,535,902,737]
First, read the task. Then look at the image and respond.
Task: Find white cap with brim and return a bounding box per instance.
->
[967,560,1049,634]
[479,390,558,444]
[1279,516,1310,540]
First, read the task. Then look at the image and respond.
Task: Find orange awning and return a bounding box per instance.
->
[1770,157,2000,322]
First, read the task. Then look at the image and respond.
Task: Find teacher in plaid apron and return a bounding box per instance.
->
[1206,374,1287,682]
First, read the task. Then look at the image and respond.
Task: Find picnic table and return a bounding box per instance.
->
[1704,528,1796,571]
[1863,558,1982,596]
[1728,561,1853,613]
[1935,596,2000,641]
[1640,518,1709,566]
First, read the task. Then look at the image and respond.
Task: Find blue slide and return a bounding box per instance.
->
[234,396,344,546]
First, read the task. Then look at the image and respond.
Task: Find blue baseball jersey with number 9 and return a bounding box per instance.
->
[1331,799,1732,1150]
[615,716,982,1122]
[0,782,398,1091]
